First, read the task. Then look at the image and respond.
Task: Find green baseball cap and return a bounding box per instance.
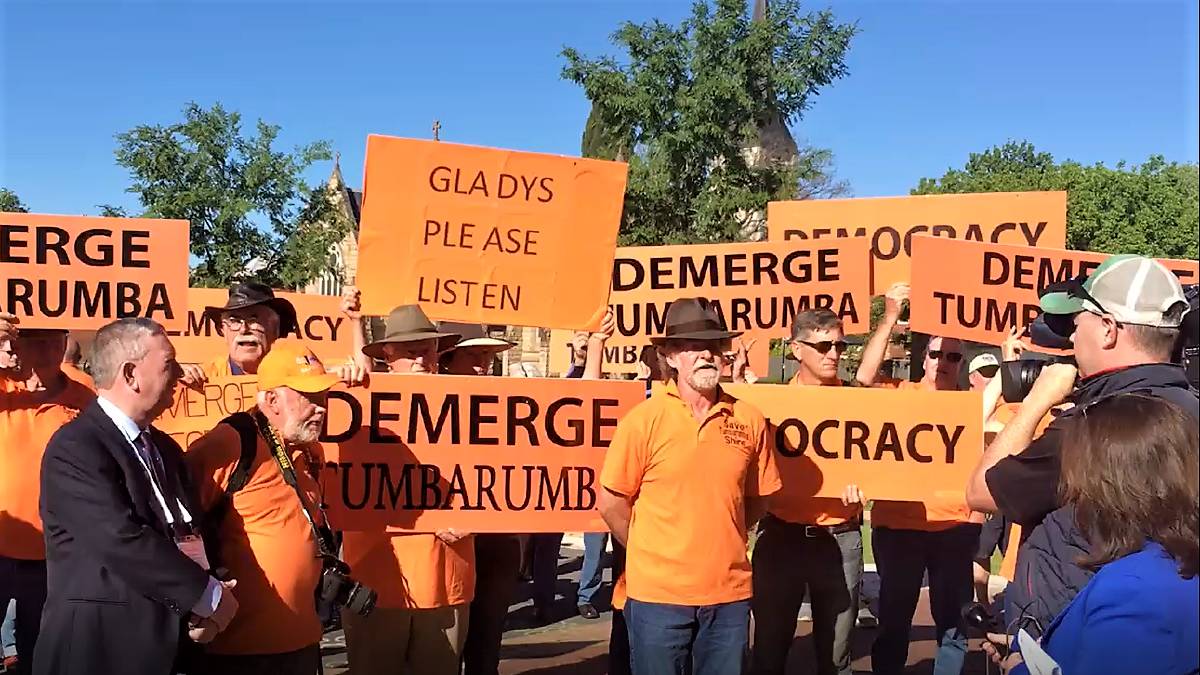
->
[1040,254,1188,327]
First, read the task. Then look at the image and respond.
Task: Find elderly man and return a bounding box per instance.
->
[184,340,343,674]
[36,318,239,675]
[968,254,1198,630]
[340,304,473,675]
[599,298,781,675]
[0,315,94,674]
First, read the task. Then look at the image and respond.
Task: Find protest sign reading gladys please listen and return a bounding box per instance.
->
[355,136,628,330]
[768,191,1067,293]
[0,213,189,330]
[909,236,1200,344]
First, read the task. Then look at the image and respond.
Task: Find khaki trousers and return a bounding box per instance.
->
[343,604,469,675]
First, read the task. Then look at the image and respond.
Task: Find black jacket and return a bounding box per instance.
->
[986,363,1199,632]
[35,401,210,675]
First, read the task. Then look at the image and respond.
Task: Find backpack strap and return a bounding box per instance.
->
[201,411,260,575]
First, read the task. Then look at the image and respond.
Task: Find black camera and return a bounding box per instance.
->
[1175,284,1198,390]
[962,601,1001,635]
[317,557,377,621]
[1000,315,1076,403]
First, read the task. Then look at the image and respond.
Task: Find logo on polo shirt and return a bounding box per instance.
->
[722,418,753,449]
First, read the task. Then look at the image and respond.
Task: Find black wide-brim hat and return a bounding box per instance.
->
[648,297,742,345]
[202,281,299,336]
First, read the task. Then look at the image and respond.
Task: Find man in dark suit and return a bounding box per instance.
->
[36,318,239,675]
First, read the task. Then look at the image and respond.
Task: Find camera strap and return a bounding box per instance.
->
[249,411,338,558]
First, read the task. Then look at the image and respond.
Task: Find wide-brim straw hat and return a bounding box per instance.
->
[438,322,515,352]
[362,305,460,360]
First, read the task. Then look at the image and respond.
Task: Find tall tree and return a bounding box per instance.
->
[915,141,1199,259]
[563,0,855,245]
[114,102,351,288]
[0,188,29,213]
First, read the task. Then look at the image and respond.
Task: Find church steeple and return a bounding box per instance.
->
[747,0,798,169]
[327,151,345,190]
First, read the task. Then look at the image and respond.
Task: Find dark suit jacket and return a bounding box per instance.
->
[35,401,210,675]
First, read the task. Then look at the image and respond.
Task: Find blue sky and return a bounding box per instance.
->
[2,0,1197,216]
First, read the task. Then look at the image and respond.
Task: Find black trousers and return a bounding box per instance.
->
[463,534,523,675]
[0,556,47,675]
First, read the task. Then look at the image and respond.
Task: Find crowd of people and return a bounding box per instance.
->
[0,253,1196,675]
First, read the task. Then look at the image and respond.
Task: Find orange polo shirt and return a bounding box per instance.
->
[202,356,238,379]
[341,532,475,609]
[870,378,973,531]
[768,374,861,527]
[185,422,325,655]
[0,376,95,560]
[601,381,782,606]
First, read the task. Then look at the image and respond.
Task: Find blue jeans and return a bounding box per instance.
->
[871,524,981,675]
[577,532,609,605]
[625,598,750,675]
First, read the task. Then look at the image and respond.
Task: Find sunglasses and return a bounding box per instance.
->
[1064,276,1113,317]
[974,364,999,378]
[797,339,848,354]
[928,350,963,363]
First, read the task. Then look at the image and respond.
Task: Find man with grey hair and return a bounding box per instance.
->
[36,318,239,675]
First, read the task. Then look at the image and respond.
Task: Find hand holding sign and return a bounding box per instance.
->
[883,283,910,322]
[0,311,18,370]
[340,286,362,322]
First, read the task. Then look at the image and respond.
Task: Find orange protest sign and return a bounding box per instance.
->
[721,383,983,502]
[547,329,641,375]
[319,374,645,533]
[156,377,259,449]
[909,236,1200,344]
[355,135,628,329]
[609,239,872,360]
[0,213,189,330]
[167,288,356,365]
[767,191,1067,293]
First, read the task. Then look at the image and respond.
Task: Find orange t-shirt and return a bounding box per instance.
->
[340,532,475,609]
[185,423,325,655]
[0,377,95,560]
[601,381,782,606]
[202,356,237,379]
[769,374,861,527]
[869,378,973,531]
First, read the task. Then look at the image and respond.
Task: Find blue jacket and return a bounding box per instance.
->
[1014,542,1199,675]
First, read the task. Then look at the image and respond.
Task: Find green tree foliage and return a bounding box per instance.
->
[914,141,1199,259]
[0,188,29,213]
[114,102,350,288]
[563,0,855,245]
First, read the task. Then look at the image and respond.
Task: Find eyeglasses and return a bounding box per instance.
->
[797,340,848,354]
[974,364,999,378]
[221,314,267,332]
[928,350,963,363]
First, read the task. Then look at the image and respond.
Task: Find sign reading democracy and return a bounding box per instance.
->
[355,136,628,330]
[0,213,189,330]
[608,239,872,357]
[168,288,356,365]
[319,374,645,533]
[722,383,984,503]
[767,191,1067,293]
[909,236,1200,344]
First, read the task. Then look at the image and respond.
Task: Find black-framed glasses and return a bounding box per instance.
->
[928,350,963,363]
[797,339,848,354]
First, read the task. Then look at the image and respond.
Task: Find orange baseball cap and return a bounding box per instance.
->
[256,339,341,393]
